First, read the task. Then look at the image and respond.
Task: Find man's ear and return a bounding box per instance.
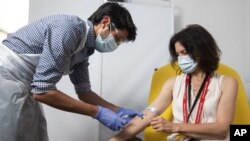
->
[100,16,111,28]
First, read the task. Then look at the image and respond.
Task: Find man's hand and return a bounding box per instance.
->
[94,106,127,131]
[116,107,143,123]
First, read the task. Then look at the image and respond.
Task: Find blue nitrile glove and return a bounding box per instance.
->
[94,106,127,131]
[116,107,143,123]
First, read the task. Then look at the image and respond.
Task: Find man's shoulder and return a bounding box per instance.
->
[43,14,83,21]
[38,14,86,30]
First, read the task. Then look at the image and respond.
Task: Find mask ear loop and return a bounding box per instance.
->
[100,24,110,39]
[110,23,119,33]
[109,23,112,34]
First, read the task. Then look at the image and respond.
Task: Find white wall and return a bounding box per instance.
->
[0,0,29,32]
[173,0,250,101]
[243,0,250,102]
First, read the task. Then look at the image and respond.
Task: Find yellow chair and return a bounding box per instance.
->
[144,63,250,141]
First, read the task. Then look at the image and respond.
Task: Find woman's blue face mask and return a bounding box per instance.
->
[178,55,198,74]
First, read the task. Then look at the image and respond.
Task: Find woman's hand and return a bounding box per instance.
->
[150,117,180,133]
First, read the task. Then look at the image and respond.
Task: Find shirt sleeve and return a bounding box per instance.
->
[31,19,82,94]
[69,58,91,94]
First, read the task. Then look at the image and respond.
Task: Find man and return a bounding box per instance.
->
[0,2,142,141]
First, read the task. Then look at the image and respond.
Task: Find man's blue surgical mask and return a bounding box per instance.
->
[95,23,118,53]
[178,55,198,74]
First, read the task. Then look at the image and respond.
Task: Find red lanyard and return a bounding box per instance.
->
[183,74,211,124]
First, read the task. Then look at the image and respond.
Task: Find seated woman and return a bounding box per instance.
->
[108,24,238,141]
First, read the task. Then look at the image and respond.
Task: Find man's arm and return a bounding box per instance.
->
[33,90,129,131]
[33,90,98,117]
[78,90,119,112]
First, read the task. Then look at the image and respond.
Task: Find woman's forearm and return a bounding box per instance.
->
[176,122,229,140]
[108,110,156,141]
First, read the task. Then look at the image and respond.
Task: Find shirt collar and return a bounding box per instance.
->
[85,21,96,48]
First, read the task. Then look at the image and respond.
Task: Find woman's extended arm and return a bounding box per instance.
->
[108,77,176,141]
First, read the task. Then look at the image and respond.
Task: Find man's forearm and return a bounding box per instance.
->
[78,91,119,112]
[33,90,98,117]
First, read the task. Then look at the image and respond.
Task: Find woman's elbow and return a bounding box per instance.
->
[215,125,229,139]
[216,131,228,140]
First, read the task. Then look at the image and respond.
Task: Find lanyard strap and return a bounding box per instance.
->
[183,74,211,123]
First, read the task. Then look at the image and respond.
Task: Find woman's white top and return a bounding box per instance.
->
[172,73,229,141]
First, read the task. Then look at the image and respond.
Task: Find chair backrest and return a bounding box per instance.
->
[144,63,250,141]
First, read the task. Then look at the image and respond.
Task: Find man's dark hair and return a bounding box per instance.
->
[169,24,221,74]
[88,2,137,41]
